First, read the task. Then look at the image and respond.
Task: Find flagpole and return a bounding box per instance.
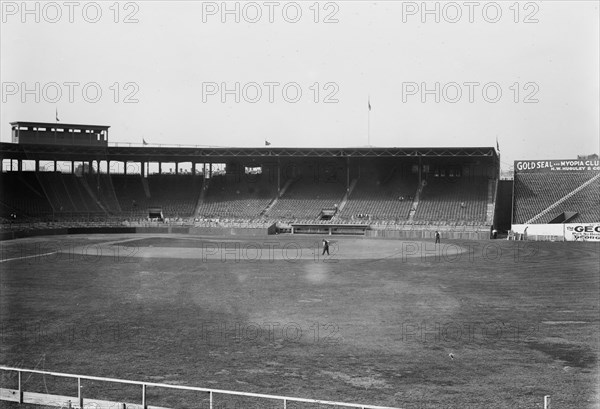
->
[367,95,371,146]
[368,106,370,146]
[54,106,58,145]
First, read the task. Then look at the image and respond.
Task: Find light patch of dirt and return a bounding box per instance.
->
[321,370,391,389]
[542,321,587,325]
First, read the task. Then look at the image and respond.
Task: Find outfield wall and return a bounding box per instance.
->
[0,226,268,241]
[366,229,490,240]
[0,225,494,241]
[511,223,600,241]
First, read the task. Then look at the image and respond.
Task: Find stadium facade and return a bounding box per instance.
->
[2,121,598,241]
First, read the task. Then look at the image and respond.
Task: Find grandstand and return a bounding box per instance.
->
[5,126,598,241]
[510,158,600,240]
[513,170,599,224]
[513,160,600,224]
[0,125,501,237]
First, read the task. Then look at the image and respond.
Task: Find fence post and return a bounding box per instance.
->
[544,395,551,409]
[283,398,286,409]
[209,391,213,409]
[142,384,147,409]
[78,377,83,409]
[18,370,23,404]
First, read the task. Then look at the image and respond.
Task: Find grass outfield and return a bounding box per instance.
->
[0,234,598,409]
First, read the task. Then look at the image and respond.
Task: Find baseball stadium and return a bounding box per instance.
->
[0,121,598,409]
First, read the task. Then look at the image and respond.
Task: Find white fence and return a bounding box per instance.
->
[0,366,402,409]
[511,223,600,241]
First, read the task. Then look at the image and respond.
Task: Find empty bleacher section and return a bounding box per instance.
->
[196,173,275,218]
[414,176,489,223]
[513,171,599,224]
[0,172,53,216]
[85,173,122,214]
[340,168,418,222]
[36,172,106,214]
[111,175,150,217]
[147,175,202,217]
[267,177,346,221]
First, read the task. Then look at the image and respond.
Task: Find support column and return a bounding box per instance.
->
[124,161,127,175]
[192,162,196,175]
[346,157,350,191]
[35,160,39,172]
[175,162,179,175]
[209,163,212,178]
[18,371,22,404]
[418,155,422,186]
[142,384,147,409]
[17,160,22,172]
[107,160,111,174]
[78,378,83,408]
[141,161,146,177]
[277,159,281,196]
[158,162,162,175]
[53,160,57,172]
[72,161,75,174]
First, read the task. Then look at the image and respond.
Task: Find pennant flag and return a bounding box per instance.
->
[143,139,148,145]
[265,140,271,146]
[55,107,60,122]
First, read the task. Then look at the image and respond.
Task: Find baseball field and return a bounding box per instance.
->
[0,234,598,408]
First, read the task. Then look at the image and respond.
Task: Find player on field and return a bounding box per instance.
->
[322,239,330,255]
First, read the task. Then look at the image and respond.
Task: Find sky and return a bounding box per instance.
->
[1,0,599,171]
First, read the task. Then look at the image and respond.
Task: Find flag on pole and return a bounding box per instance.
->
[55,107,59,122]
[265,140,271,146]
[143,139,148,145]
[368,97,371,111]
[496,136,500,152]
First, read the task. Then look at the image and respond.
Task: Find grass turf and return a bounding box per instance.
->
[0,234,598,408]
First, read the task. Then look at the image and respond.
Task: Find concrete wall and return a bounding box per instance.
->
[366,229,490,241]
[1,225,493,242]
[0,226,268,241]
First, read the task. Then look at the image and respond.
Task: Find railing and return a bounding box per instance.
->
[0,366,402,409]
[108,142,228,148]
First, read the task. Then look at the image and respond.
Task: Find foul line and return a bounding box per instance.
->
[0,252,58,263]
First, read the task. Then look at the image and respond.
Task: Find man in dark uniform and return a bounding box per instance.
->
[435,231,441,244]
[322,239,330,255]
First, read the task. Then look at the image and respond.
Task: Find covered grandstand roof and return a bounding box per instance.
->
[10,121,110,130]
[0,143,498,162]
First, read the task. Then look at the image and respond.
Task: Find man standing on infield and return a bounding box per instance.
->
[322,239,330,255]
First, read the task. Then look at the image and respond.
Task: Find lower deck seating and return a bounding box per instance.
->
[148,175,202,217]
[341,176,419,221]
[196,174,275,218]
[530,174,600,223]
[0,172,53,216]
[513,172,599,223]
[111,175,148,217]
[267,178,346,220]
[414,177,488,223]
